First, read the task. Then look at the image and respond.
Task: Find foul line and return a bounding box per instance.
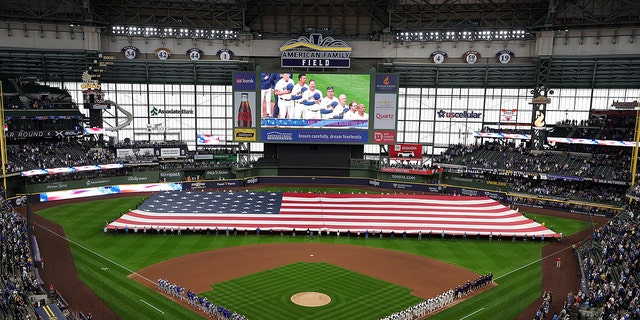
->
[139,299,165,314]
[495,244,575,280]
[459,307,485,320]
[34,221,156,285]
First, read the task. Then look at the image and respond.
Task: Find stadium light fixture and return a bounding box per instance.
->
[110,25,240,40]
[394,29,531,42]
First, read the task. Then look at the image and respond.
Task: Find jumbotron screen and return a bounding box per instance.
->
[232,71,398,144]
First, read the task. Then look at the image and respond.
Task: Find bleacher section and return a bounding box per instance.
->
[1,76,77,109]
[574,206,640,319]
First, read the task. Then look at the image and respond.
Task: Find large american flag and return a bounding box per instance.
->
[106,191,559,237]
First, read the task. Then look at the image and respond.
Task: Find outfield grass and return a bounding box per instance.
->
[37,196,594,320]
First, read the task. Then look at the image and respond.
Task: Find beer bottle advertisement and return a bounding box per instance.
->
[235,91,255,128]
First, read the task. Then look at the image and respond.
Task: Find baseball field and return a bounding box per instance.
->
[29,193,601,320]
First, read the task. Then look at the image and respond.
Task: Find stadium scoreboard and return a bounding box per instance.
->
[231,71,399,144]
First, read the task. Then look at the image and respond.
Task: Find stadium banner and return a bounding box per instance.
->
[116,148,155,158]
[159,147,186,158]
[29,172,160,193]
[280,33,352,68]
[39,183,182,202]
[386,173,420,182]
[234,128,257,141]
[182,180,241,190]
[445,187,508,202]
[381,166,443,175]
[160,171,183,182]
[203,169,234,180]
[510,200,616,218]
[425,185,444,193]
[389,143,422,160]
[372,75,399,141]
[232,72,258,139]
[6,129,82,139]
[500,108,517,122]
[196,133,223,145]
[243,176,439,193]
[193,153,237,161]
[261,129,367,143]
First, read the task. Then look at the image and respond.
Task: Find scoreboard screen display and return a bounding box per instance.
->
[232,71,398,144]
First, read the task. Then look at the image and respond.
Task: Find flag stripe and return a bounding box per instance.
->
[107,191,559,237]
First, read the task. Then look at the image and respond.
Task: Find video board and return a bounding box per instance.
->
[231,71,398,144]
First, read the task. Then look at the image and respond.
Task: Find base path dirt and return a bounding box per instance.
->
[130,243,480,300]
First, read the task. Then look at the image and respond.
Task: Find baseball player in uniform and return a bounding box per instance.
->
[331,94,349,119]
[290,73,308,119]
[300,79,323,119]
[319,86,340,119]
[260,73,275,118]
[343,101,359,119]
[273,73,294,119]
[352,103,369,120]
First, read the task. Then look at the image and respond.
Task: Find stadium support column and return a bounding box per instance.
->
[237,142,250,168]
[631,110,640,188]
[0,80,6,196]
[529,58,553,151]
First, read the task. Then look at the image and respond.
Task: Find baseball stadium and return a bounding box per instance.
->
[0,1,639,320]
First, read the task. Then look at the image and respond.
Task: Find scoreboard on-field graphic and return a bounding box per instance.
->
[231,71,398,144]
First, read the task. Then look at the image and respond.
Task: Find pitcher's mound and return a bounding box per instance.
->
[290,292,331,307]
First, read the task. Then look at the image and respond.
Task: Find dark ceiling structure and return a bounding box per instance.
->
[2,0,639,38]
[1,0,640,87]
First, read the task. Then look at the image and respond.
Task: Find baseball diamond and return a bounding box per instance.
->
[21,190,609,320]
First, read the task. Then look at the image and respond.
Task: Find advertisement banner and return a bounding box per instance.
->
[381,167,442,175]
[30,172,160,193]
[233,72,257,91]
[445,187,507,202]
[234,128,257,141]
[160,171,184,182]
[6,130,82,139]
[500,109,517,122]
[261,129,368,143]
[116,148,155,159]
[159,148,182,158]
[372,130,395,143]
[374,74,398,92]
[373,93,397,130]
[389,144,422,159]
[204,170,233,180]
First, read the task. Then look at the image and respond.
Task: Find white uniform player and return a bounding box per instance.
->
[290,73,308,119]
[300,79,323,119]
[351,103,369,120]
[319,86,340,119]
[343,101,359,119]
[331,94,349,119]
[273,73,294,119]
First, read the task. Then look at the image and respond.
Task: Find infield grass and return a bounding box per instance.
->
[36,195,594,320]
[204,262,423,320]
